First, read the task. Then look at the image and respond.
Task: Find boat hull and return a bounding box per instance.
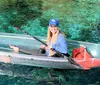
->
[0,33,100,69]
[0,51,82,69]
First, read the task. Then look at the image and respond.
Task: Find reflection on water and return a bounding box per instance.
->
[0,66,100,85]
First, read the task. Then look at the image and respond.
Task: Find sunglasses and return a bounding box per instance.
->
[50,25,57,27]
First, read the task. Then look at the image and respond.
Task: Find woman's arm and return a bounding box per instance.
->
[51,34,68,54]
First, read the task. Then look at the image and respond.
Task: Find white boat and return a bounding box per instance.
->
[0,33,100,70]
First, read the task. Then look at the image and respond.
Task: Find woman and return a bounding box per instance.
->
[10,18,68,57]
[40,18,68,57]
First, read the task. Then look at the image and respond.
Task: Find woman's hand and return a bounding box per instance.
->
[40,45,45,49]
[40,45,49,51]
[9,45,19,53]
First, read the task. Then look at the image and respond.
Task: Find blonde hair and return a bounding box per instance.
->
[47,26,59,44]
[46,26,60,56]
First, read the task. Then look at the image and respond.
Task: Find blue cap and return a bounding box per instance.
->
[49,18,59,26]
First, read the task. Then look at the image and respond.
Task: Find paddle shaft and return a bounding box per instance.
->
[15,27,69,57]
[15,27,47,46]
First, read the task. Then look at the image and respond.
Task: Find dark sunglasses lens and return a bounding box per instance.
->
[50,25,57,27]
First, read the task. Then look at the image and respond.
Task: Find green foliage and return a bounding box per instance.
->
[8,0,42,27]
[22,18,47,36]
[79,28,92,42]
[92,22,100,43]
[0,0,42,33]
[40,0,100,42]
[0,0,100,42]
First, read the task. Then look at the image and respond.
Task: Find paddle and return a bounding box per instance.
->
[15,26,47,46]
[14,26,70,56]
[14,26,81,66]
